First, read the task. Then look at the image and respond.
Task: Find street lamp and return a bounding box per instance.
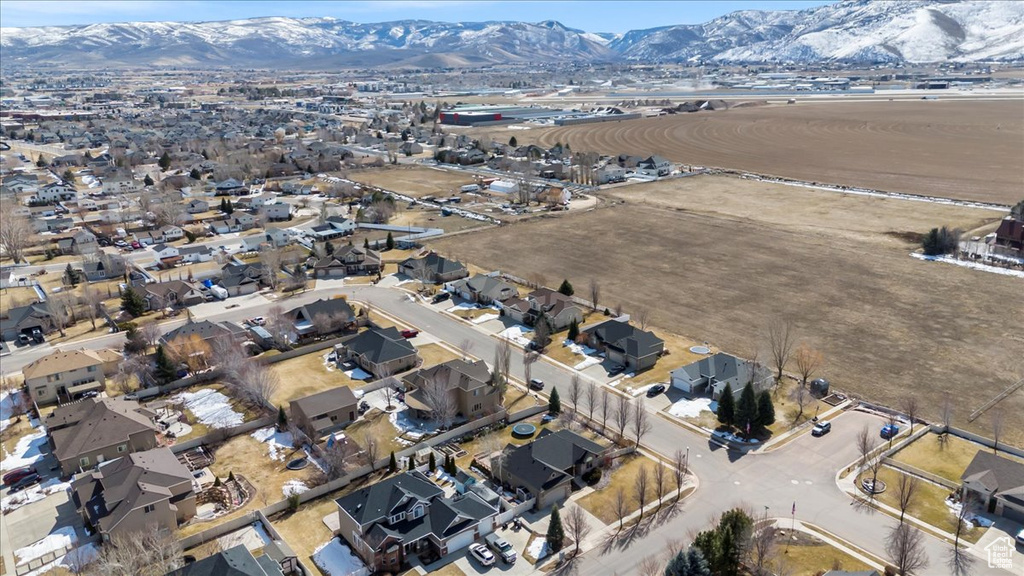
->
[685,446,690,476]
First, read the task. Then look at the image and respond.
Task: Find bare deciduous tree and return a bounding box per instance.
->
[792,342,823,389]
[362,432,380,472]
[791,381,810,422]
[948,490,977,576]
[992,410,1003,454]
[637,555,661,576]
[895,473,918,525]
[634,462,650,521]
[140,322,162,351]
[79,284,103,330]
[900,396,920,434]
[522,351,539,389]
[613,486,628,532]
[614,393,632,443]
[90,526,183,576]
[567,373,582,417]
[857,425,882,499]
[265,305,291,347]
[234,362,279,409]
[673,449,688,501]
[599,387,611,433]
[634,307,650,331]
[457,338,474,360]
[939,397,954,448]
[47,288,75,336]
[421,372,457,430]
[750,514,778,576]
[652,461,667,508]
[492,337,512,400]
[589,278,601,312]
[259,248,283,289]
[0,211,32,263]
[564,504,592,556]
[583,381,597,425]
[631,397,652,449]
[377,365,398,410]
[166,334,212,375]
[886,524,929,576]
[766,317,796,384]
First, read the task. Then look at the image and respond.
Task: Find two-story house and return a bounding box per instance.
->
[46,397,160,476]
[493,429,609,510]
[312,246,382,278]
[289,386,359,440]
[403,360,500,422]
[22,347,122,405]
[503,288,583,331]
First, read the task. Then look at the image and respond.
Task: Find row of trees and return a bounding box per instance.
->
[716,382,775,436]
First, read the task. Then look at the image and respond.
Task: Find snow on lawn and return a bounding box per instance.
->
[15,526,78,564]
[175,388,243,428]
[313,538,367,576]
[911,253,1024,278]
[573,357,602,371]
[389,409,439,440]
[1,429,48,472]
[527,537,550,562]
[498,325,533,347]
[1,478,71,512]
[251,427,295,461]
[564,340,598,356]
[20,543,99,576]
[344,367,372,380]
[473,313,500,324]
[283,480,309,497]
[667,397,718,419]
[1,390,29,432]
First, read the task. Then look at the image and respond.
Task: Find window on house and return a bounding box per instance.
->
[117,444,127,453]
[412,504,424,519]
[80,457,90,467]
[389,512,406,524]
[473,404,482,412]
[87,366,97,372]
[144,504,155,513]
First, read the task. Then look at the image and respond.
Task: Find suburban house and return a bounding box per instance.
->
[503,288,583,330]
[151,243,181,265]
[57,230,99,255]
[670,352,773,400]
[22,347,122,405]
[33,181,77,203]
[290,386,359,440]
[286,298,356,341]
[179,245,215,263]
[336,327,419,377]
[448,274,518,305]
[210,214,258,234]
[139,280,206,310]
[399,253,469,284]
[1,302,57,342]
[46,397,160,476]
[636,155,672,177]
[260,202,292,222]
[335,470,499,571]
[71,447,196,541]
[220,262,267,296]
[81,253,127,281]
[33,215,74,233]
[402,359,500,421]
[159,319,238,348]
[242,228,291,250]
[493,429,609,510]
[166,544,287,576]
[308,217,357,241]
[994,216,1023,256]
[312,246,382,278]
[186,198,210,214]
[960,451,1024,524]
[159,225,184,242]
[582,319,664,373]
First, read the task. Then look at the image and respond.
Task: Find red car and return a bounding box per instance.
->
[2,466,36,486]
[400,329,419,339]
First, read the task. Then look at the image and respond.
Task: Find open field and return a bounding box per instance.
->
[429,186,1024,445]
[348,165,478,198]
[521,100,1024,204]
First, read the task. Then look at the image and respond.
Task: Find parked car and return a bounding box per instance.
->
[811,420,832,437]
[2,466,36,486]
[468,543,495,567]
[249,316,266,326]
[431,292,451,304]
[8,472,41,492]
[114,240,128,248]
[400,329,419,339]
[646,384,666,397]
[529,379,545,390]
[485,533,516,564]
[608,364,626,376]
[1016,527,1024,547]
[130,241,142,249]
[357,401,370,415]
[880,424,900,440]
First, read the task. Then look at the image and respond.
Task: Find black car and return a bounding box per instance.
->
[8,472,41,492]
[608,364,626,376]
[431,292,451,304]
[646,384,666,397]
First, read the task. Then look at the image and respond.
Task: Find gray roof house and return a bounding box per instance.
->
[583,319,664,373]
[46,397,160,475]
[335,470,499,572]
[961,451,1024,524]
[448,274,518,304]
[286,298,356,340]
[670,352,773,400]
[166,545,285,576]
[494,429,608,510]
[336,327,419,377]
[290,386,359,440]
[1,302,57,342]
[399,253,468,284]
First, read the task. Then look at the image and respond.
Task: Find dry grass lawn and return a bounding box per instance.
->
[429,564,467,576]
[429,181,1024,446]
[576,453,663,525]
[346,408,406,458]
[765,378,831,436]
[269,350,359,406]
[0,286,41,315]
[892,432,1024,484]
[270,496,339,572]
[1,417,34,459]
[858,466,982,543]
[416,342,461,368]
[348,165,478,198]
[775,531,874,576]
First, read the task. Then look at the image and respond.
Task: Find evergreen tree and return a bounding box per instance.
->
[189,168,201,180]
[122,323,147,356]
[202,149,209,160]
[509,136,518,148]
[158,151,171,170]
[278,406,288,427]
[143,174,154,186]
[184,230,197,243]
[717,384,735,427]
[62,169,74,182]
[363,237,371,250]
[408,455,415,471]
[546,505,565,552]
[389,451,398,473]
[154,345,177,383]
[214,476,222,487]
[325,241,335,255]
[736,382,759,435]
[557,279,574,296]
[385,232,394,251]
[428,451,436,472]
[665,546,712,576]
[756,390,775,428]
[63,263,79,287]
[120,286,146,317]
[37,157,46,167]
[548,387,561,415]
[567,318,579,342]
[224,199,234,215]
[227,471,236,484]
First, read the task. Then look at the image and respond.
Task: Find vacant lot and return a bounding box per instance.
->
[348,165,478,198]
[430,196,1024,445]
[524,100,1024,204]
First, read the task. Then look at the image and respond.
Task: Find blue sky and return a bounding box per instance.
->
[0,1,831,33]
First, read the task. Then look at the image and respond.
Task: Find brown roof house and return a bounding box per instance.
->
[402,359,500,422]
[312,245,382,278]
[492,429,609,510]
[22,347,122,405]
[139,280,206,311]
[961,451,1024,524]
[290,387,359,440]
[335,327,419,378]
[71,447,196,541]
[399,253,468,284]
[502,288,583,331]
[448,274,518,305]
[46,397,160,476]
[994,217,1023,255]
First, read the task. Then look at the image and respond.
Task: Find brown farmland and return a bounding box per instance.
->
[429,176,1024,444]
[348,165,478,198]
[525,100,1024,205]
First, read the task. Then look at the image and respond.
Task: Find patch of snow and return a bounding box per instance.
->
[564,340,597,356]
[473,313,500,324]
[251,427,295,461]
[283,479,309,497]
[713,430,759,444]
[389,409,439,439]
[667,397,718,419]
[15,526,77,564]
[344,367,372,380]
[573,357,602,371]
[1,478,71,512]
[1,429,48,472]
[1,390,29,432]
[174,388,244,428]
[447,301,481,312]
[910,253,1024,278]
[499,325,533,347]
[527,537,550,561]
[20,543,99,576]
[313,538,367,576]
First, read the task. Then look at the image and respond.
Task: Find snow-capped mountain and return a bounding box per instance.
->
[612,0,1024,63]
[1,1,1020,68]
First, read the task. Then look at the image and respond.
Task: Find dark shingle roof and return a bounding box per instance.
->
[167,544,283,576]
[336,470,442,525]
[584,319,663,358]
[160,320,230,344]
[344,327,417,365]
[291,386,357,415]
[961,451,1024,496]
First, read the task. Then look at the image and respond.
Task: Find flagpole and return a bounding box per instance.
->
[788,501,796,551]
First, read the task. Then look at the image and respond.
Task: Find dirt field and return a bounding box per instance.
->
[348,165,479,198]
[518,100,1023,204]
[429,180,1024,445]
